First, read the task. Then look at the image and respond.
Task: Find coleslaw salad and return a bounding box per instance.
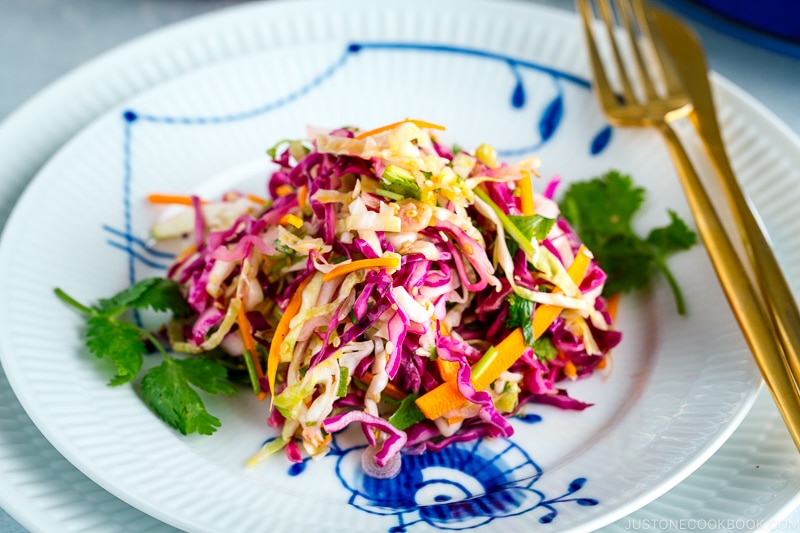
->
[142,120,621,476]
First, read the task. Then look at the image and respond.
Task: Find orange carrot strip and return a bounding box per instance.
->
[296,185,308,211]
[606,292,621,323]
[518,171,535,216]
[354,119,446,140]
[415,245,593,420]
[416,380,461,420]
[174,244,197,263]
[237,304,264,380]
[322,257,401,282]
[435,320,460,382]
[246,193,268,205]
[275,184,294,197]
[147,194,207,206]
[437,358,461,383]
[268,276,312,402]
[279,214,304,228]
[236,304,264,370]
[563,360,578,380]
[148,193,266,206]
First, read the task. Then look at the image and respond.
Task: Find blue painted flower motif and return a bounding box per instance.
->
[323,435,598,532]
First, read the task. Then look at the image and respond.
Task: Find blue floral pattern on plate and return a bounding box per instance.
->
[262,423,597,532]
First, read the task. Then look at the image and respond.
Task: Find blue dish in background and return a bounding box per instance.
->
[660,0,800,58]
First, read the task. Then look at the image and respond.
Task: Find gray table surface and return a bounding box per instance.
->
[2,0,800,531]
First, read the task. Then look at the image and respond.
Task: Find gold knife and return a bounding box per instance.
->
[652,8,800,388]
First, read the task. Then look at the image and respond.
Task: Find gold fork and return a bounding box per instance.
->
[576,0,800,449]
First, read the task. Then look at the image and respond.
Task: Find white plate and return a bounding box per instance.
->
[0,1,765,532]
[0,1,798,532]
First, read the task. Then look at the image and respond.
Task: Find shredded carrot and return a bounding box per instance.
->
[518,171,535,216]
[147,194,206,206]
[606,292,621,323]
[354,119,446,140]
[416,380,461,419]
[267,276,312,402]
[437,358,461,382]
[435,320,460,382]
[275,184,294,197]
[563,361,578,380]
[174,244,197,263]
[596,356,607,370]
[322,257,401,282]
[246,193,268,205]
[237,305,258,367]
[148,193,267,205]
[237,303,264,382]
[279,214,304,228]
[415,245,593,420]
[297,185,308,211]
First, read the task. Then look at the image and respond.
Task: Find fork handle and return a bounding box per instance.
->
[657,120,800,449]
[697,117,800,398]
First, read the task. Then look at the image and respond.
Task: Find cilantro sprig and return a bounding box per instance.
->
[504,294,559,360]
[505,294,536,347]
[55,278,237,435]
[559,170,698,314]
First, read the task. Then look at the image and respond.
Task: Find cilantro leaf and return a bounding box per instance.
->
[532,336,558,362]
[86,315,145,386]
[559,170,644,240]
[141,356,224,436]
[505,294,535,347]
[96,278,161,315]
[97,277,191,318]
[591,233,654,295]
[56,278,234,436]
[646,209,698,255]
[507,215,556,243]
[559,170,698,314]
[175,357,239,397]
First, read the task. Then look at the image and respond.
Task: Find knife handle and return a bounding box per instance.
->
[698,120,800,393]
[657,120,800,450]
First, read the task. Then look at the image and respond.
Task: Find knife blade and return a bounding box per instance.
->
[652,7,800,387]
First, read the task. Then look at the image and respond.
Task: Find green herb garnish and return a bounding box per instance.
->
[505,214,556,256]
[508,214,556,243]
[559,170,698,314]
[505,293,535,347]
[532,336,558,362]
[54,278,237,435]
[388,393,426,430]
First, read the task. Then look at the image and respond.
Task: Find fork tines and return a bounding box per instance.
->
[577,0,681,109]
